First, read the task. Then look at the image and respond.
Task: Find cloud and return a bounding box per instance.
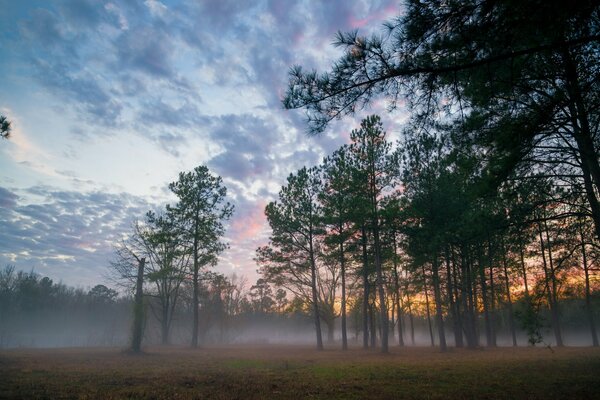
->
[31,58,123,124]
[59,0,104,29]
[1,0,405,286]
[144,0,168,19]
[10,0,400,141]
[19,8,64,48]
[0,187,18,208]
[115,26,175,78]
[105,3,129,30]
[0,185,153,286]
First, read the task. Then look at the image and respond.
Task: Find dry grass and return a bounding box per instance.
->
[1,345,599,399]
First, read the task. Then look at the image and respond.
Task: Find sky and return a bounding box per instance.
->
[0,0,403,289]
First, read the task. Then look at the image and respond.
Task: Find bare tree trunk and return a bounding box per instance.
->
[462,250,477,348]
[422,264,435,347]
[309,234,323,351]
[161,300,169,345]
[191,233,199,348]
[580,226,599,347]
[467,251,480,347]
[446,247,463,348]
[405,289,416,346]
[501,240,517,347]
[361,225,370,349]
[392,237,404,346]
[431,253,447,351]
[131,258,145,353]
[370,301,377,348]
[325,317,335,343]
[544,219,563,347]
[372,211,389,353]
[487,240,497,347]
[519,242,530,298]
[390,295,396,340]
[340,239,348,350]
[478,247,493,347]
[537,221,563,347]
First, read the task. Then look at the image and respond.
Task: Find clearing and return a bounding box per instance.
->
[1,345,599,399]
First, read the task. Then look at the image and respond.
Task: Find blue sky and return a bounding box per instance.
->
[0,0,401,288]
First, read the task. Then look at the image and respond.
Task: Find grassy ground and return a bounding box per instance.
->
[1,345,599,399]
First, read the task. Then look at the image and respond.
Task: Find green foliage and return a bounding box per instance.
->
[257,166,323,291]
[516,298,545,346]
[168,165,234,264]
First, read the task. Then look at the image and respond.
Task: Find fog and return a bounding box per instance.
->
[2,305,598,349]
[1,267,598,350]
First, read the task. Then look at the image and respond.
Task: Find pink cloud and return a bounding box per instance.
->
[348,3,398,29]
[229,200,268,242]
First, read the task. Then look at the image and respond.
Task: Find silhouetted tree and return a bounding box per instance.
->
[257,166,325,350]
[168,165,233,348]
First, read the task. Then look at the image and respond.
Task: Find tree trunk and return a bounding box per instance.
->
[470,252,480,347]
[325,317,335,343]
[537,221,563,347]
[487,240,497,347]
[309,234,323,351]
[580,226,599,347]
[131,258,145,353]
[161,300,170,345]
[191,234,199,348]
[446,247,463,348]
[422,264,435,347]
[431,253,447,351]
[392,236,404,346]
[340,239,348,350]
[371,211,389,353]
[361,225,370,349]
[406,289,416,346]
[501,240,517,347]
[370,302,377,348]
[477,247,493,347]
[543,219,563,347]
[390,295,396,340]
[462,249,477,348]
[519,242,530,298]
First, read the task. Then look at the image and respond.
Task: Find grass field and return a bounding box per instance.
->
[1,345,600,399]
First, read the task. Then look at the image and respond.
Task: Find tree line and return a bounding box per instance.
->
[271,0,600,352]
[0,265,130,347]
[0,263,317,348]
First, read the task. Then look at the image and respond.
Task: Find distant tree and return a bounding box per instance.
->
[0,266,130,348]
[0,265,17,337]
[168,165,233,348]
[249,278,275,314]
[274,288,288,313]
[88,285,118,303]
